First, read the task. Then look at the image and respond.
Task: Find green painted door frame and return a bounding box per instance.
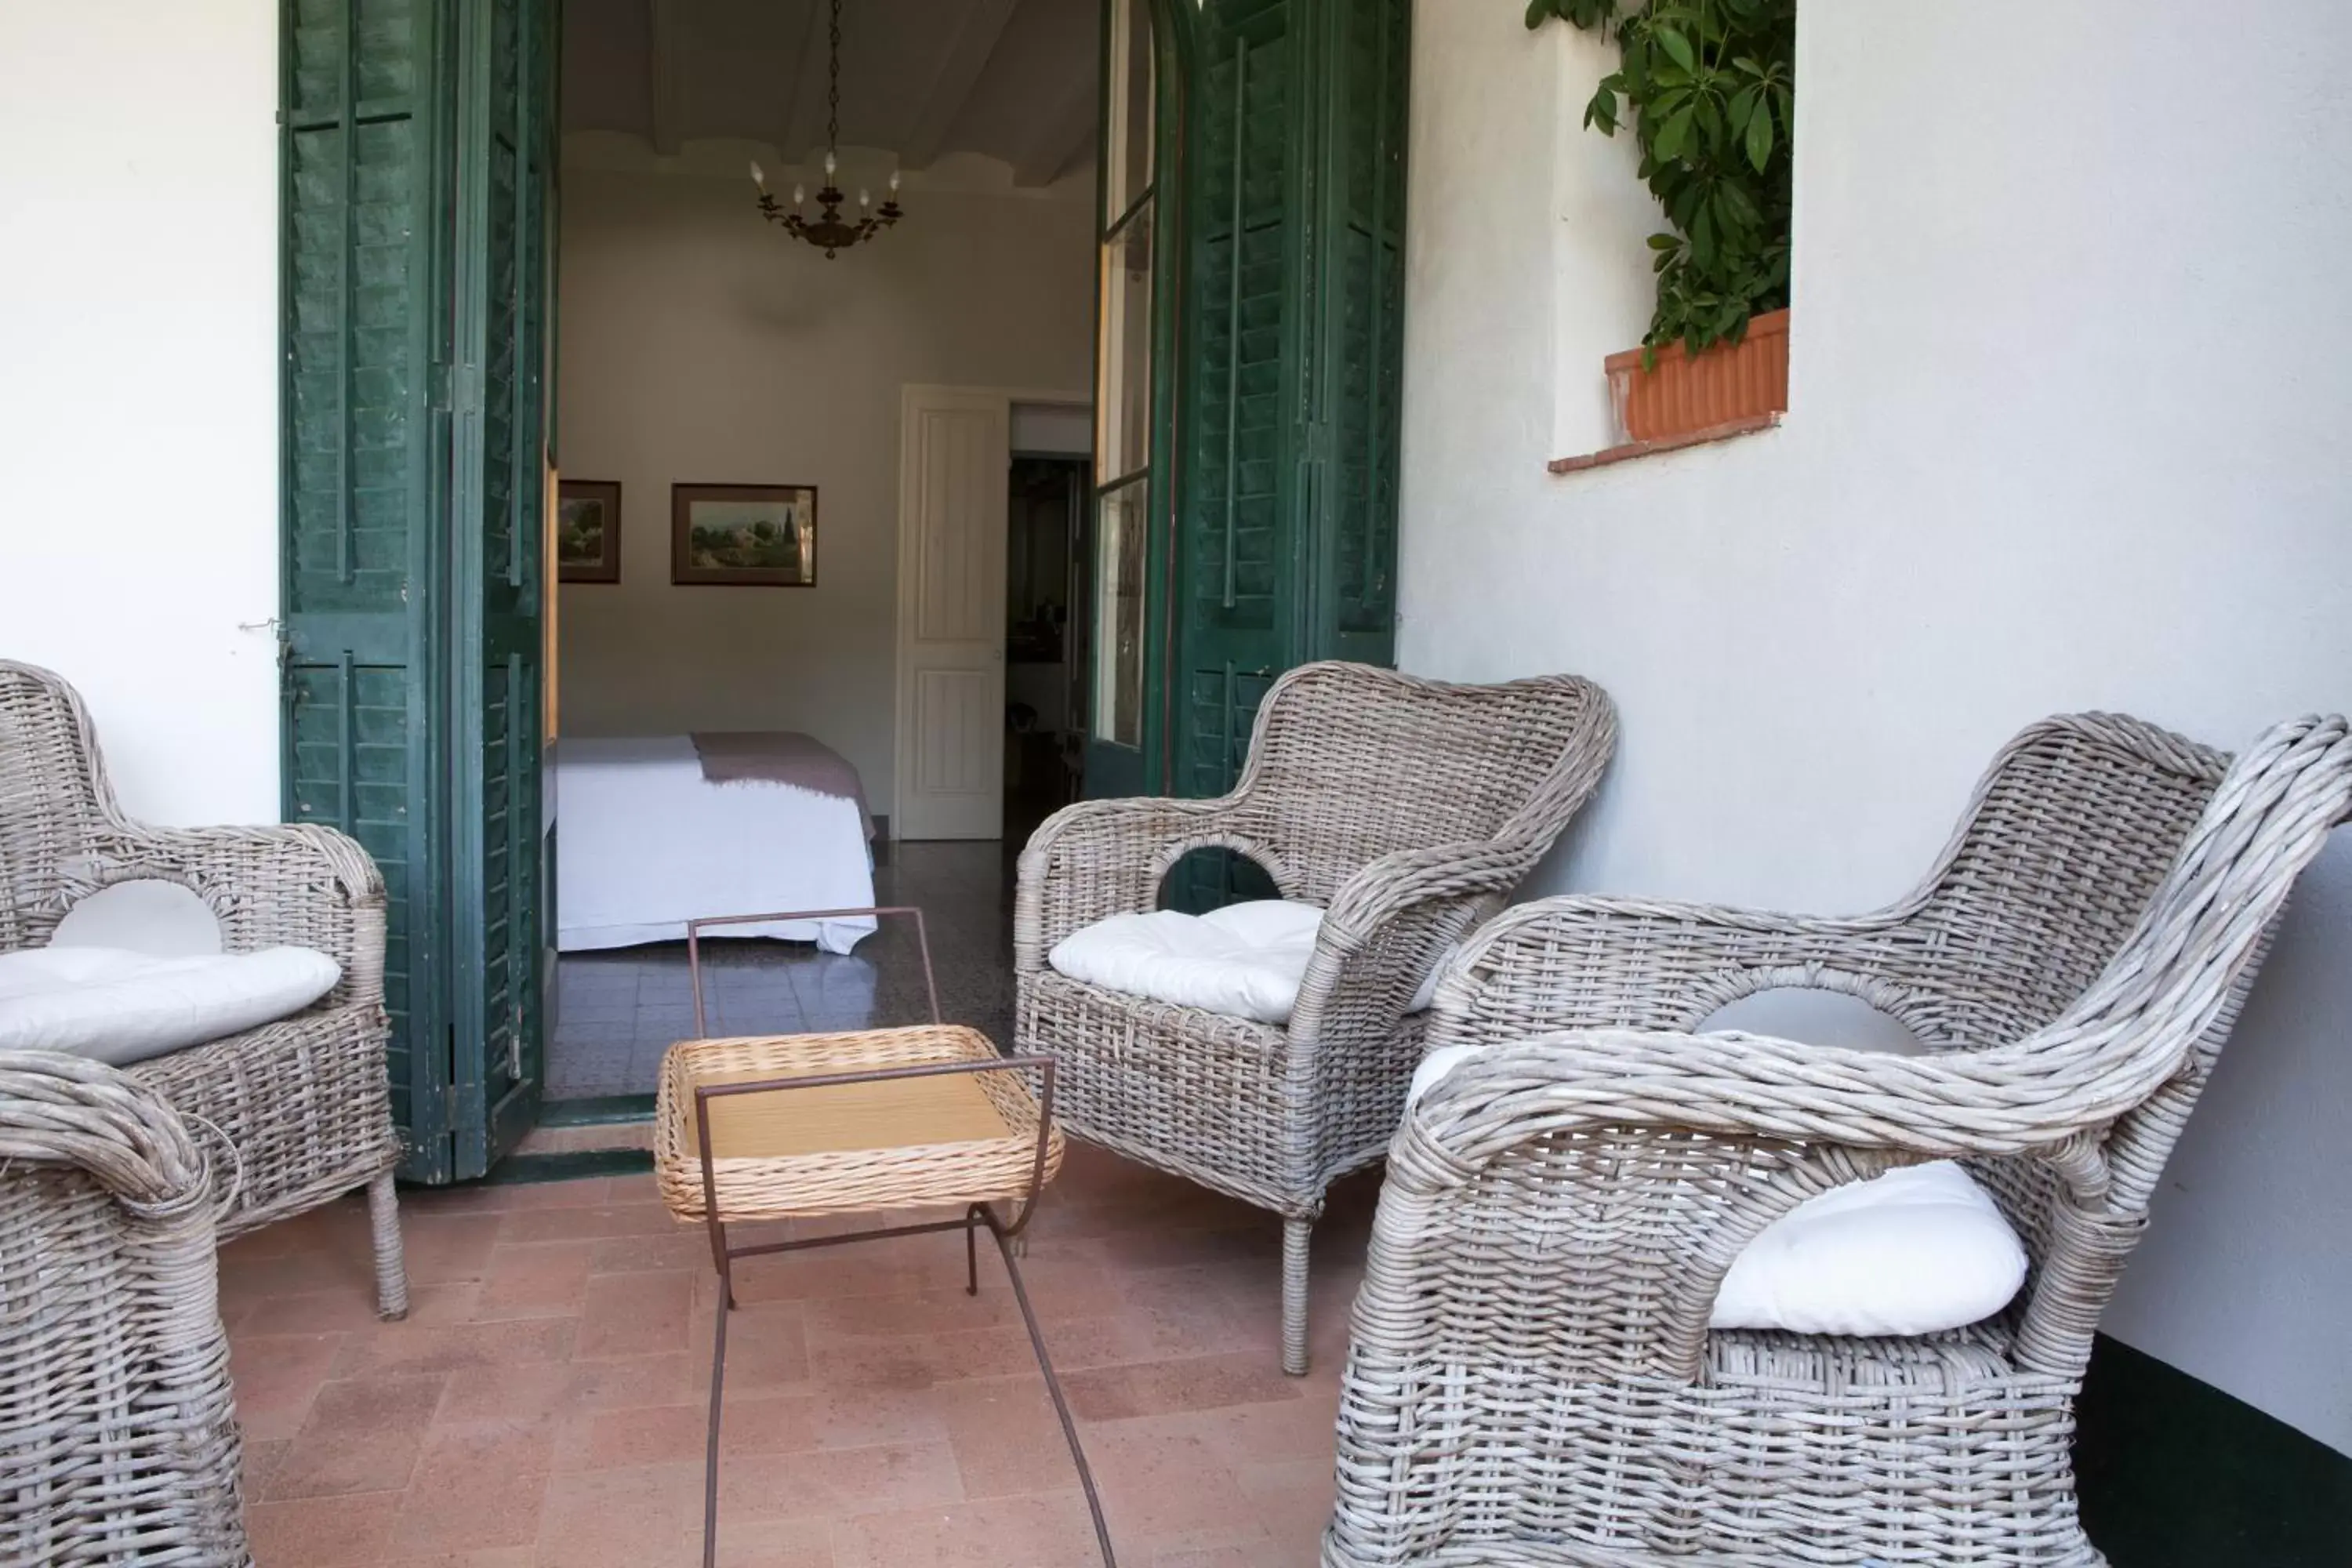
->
[279,0,555,1183]
[1086,0,1407,811]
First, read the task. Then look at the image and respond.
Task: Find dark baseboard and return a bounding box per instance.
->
[2078,1334,2352,1566]
[474,1148,654,1185]
[538,1094,655,1128]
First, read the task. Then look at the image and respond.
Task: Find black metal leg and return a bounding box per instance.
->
[989,1209,1117,1566]
[965,1205,982,1297]
[702,1250,733,1568]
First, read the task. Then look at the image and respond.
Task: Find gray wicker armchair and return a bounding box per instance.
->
[1,662,407,1318]
[0,1050,251,1566]
[1325,712,2352,1566]
[1015,661,1617,1373]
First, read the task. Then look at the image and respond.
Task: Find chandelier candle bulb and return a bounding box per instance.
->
[752,0,901,258]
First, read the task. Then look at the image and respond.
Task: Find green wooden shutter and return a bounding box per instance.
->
[281,0,554,1181]
[446,0,553,1176]
[281,0,453,1177]
[1173,0,1406,802]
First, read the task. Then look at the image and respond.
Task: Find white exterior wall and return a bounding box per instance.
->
[554,146,1094,817]
[0,1,282,826]
[1400,0,2352,1450]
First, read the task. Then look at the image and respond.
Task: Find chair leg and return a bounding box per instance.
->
[1282,1216,1312,1377]
[367,1171,409,1321]
[701,1261,733,1568]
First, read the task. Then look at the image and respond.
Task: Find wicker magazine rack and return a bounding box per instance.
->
[654,906,1112,1568]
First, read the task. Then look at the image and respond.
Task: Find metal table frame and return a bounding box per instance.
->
[681,906,1116,1568]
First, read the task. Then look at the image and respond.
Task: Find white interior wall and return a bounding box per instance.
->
[555,143,1095,818]
[0,0,281,826]
[1401,0,2352,1450]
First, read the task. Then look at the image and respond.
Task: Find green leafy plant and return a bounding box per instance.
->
[1526,0,1795,359]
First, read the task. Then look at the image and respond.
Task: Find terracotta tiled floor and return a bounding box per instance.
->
[220,1145,1380,1566]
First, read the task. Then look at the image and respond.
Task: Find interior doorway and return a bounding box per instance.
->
[1006,452,1092,845]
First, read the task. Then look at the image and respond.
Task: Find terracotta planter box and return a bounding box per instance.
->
[1606,307,1790,445]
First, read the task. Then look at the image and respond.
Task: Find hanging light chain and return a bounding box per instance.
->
[750,0,903,258]
[826,0,843,161]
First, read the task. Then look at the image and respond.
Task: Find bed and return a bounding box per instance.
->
[553,734,877,956]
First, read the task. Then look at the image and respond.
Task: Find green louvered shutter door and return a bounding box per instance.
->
[1310,0,1406,666]
[1181,0,1298,804]
[281,0,555,1181]
[281,0,453,1178]
[1163,0,1405,907]
[447,0,553,1177]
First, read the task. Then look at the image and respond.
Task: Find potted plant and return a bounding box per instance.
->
[1530,0,1795,445]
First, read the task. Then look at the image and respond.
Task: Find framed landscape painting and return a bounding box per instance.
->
[556,479,622,583]
[672,483,818,586]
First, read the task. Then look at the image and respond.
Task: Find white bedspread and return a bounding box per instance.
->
[554,736,877,956]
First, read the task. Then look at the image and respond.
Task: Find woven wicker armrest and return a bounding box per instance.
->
[1423,893,1919,1050]
[1013,794,1251,968]
[0,1049,209,1211]
[1402,1026,2162,1173]
[82,821,387,1007]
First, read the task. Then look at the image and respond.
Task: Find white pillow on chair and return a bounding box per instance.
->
[0,945,343,1066]
[1406,1047,2028,1338]
[1051,899,1458,1025]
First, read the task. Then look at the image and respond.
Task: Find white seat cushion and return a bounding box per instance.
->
[0,945,343,1067]
[1407,1048,2027,1337]
[1050,900,1325,1024]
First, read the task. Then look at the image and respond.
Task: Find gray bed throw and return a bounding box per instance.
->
[691,731,875,840]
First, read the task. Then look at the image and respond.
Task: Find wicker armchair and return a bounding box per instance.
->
[1015,661,1617,1373]
[1325,712,2352,1566]
[0,1050,251,1566]
[1,662,407,1318]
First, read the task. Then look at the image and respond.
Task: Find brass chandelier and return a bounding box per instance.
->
[748,0,905,258]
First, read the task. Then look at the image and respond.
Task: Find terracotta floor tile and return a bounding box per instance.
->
[831,1490,1102,1568]
[579,1269,695,1359]
[1083,1417,1260,1549]
[1062,1352,1304,1423]
[239,1280,477,1337]
[227,1332,347,1442]
[475,1240,599,1319]
[1237,1454,1336,1561]
[435,1352,696,1426]
[563,1402,716,1471]
[713,1439,963,1523]
[688,1300,810,1391]
[938,1375,1080,1499]
[389,1423,555,1554]
[502,1200,681,1244]
[403,1212,507,1286]
[535,1461,702,1568]
[332,1316,578,1379]
[218,1153,1363,1568]
[246,1489,404,1566]
[264,1372,448,1500]
[698,1515,834,1567]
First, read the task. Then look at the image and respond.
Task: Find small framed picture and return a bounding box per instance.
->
[672,483,818,586]
[556,480,622,583]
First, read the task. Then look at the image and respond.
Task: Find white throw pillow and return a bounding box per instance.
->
[0,945,343,1066]
[1049,900,1324,1023]
[1051,899,1458,1025]
[1709,1160,2028,1336]
[1406,1048,2027,1337]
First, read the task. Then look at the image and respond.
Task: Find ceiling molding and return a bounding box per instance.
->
[645,0,683,155]
[779,0,834,164]
[1014,71,1098,188]
[899,0,1022,172]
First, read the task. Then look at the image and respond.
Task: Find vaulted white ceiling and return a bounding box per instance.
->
[562,0,1104,186]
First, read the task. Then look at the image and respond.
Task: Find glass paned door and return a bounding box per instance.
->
[1089,0,1160,782]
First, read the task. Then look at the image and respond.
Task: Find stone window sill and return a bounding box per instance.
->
[1548,412,1782,475]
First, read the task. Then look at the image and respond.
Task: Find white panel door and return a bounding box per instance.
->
[895,387,1011,839]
